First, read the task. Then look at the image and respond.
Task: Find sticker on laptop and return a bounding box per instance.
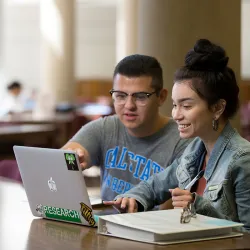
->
[80,202,96,227]
[48,177,57,192]
[40,205,82,223]
[36,204,44,216]
[64,153,79,171]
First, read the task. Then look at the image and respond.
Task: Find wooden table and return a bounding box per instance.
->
[0,112,75,125]
[0,178,249,250]
[0,113,75,147]
[0,124,56,159]
[0,124,56,141]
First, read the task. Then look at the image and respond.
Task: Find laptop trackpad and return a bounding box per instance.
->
[94,208,119,216]
[89,195,103,206]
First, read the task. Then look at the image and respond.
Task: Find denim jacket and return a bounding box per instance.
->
[116,122,250,232]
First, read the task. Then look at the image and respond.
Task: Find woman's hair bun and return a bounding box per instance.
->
[185,39,229,72]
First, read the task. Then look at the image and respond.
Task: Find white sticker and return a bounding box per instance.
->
[208,185,219,191]
[36,204,44,216]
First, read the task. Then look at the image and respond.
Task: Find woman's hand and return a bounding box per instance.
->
[103,197,138,213]
[170,188,194,208]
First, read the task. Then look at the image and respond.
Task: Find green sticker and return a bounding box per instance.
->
[64,153,79,171]
[43,205,82,223]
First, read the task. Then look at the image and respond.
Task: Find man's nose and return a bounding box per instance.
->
[124,96,136,109]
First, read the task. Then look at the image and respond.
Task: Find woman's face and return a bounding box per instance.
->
[172,80,216,140]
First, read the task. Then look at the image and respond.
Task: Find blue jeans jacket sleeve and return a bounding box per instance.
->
[194,156,250,233]
[232,157,250,232]
[115,159,180,210]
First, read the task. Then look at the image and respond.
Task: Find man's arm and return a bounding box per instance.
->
[62,117,106,169]
[62,142,91,170]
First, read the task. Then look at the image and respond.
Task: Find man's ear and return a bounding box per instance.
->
[213,99,226,120]
[158,89,168,106]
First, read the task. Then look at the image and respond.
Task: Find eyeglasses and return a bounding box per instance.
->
[109,90,157,106]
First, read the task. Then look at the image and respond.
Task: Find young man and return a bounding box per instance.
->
[63,54,191,201]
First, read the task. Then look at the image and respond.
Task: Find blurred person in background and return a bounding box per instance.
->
[0,81,25,117]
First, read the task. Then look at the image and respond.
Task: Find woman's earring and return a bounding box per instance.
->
[212,119,219,131]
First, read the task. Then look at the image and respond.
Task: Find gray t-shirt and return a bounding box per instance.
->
[70,115,190,200]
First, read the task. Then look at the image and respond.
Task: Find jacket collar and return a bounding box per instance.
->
[205,122,236,181]
[183,122,236,181]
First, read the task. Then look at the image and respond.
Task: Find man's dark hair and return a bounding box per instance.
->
[7,81,22,90]
[113,54,163,93]
[174,39,239,119]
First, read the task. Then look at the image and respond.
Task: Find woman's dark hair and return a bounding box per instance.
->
[174,39,239,119]
[113,54,163,93]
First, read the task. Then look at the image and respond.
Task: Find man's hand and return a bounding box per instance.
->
[62,142,90,170]
[170,188,194,208]
[103,197,138,213]
[67,148,88,169]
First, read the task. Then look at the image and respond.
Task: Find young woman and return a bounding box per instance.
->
[104,39,250,232]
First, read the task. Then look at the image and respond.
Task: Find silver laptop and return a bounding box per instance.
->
[13,145,110,227]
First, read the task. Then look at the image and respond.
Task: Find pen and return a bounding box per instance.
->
[184,170,205,190]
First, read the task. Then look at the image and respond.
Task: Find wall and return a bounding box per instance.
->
[1,0,249,99]
[2,1,40,97]
[75,2,116,79]
[0,0,116,98]
[241,0,250,79]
